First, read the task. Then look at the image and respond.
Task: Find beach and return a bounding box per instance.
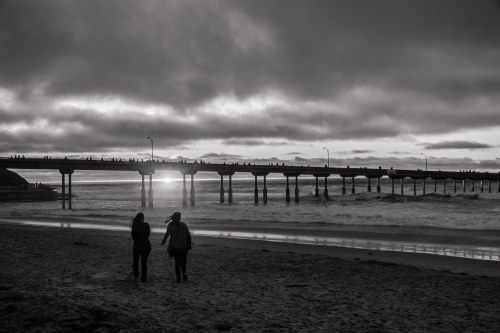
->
[1,222,499,332]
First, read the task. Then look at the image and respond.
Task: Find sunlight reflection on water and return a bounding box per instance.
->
[10,220,500,261]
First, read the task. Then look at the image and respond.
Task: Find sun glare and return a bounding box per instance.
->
[162,177,172,184]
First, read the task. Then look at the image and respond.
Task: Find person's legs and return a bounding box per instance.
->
[132,247,140,280]
[180,250,188,281]
[174,251,182,282]
[141,249,150,282]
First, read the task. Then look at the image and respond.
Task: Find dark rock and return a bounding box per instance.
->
[0,168,28,186]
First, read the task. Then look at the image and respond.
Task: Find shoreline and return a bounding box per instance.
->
[1,215,500,264]
[2,219,499,277]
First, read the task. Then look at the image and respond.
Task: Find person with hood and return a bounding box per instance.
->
[161,212,192,282]
[130,212,151,282]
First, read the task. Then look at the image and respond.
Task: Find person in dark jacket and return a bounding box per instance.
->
[131,212,151,282]
[161,212,192,282]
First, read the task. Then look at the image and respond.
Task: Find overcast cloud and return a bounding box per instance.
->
[0,0,499,160]
[422,141,494,150]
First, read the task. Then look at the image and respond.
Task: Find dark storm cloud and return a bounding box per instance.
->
[1,0,500,153]
[422,141,494,150]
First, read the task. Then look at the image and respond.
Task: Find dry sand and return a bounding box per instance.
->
[1,223,499,332]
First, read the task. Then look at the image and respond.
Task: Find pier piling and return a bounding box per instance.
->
[351,177,355,194]
[190,174,195,206]
[182,174,187,207]
[148,174,153,207]
[141,174,145,207]
[61,172,65,209]
[263,175,268,204]
[285,176,290,203]
[324,177,329,199]
[68,173,72,209]
[220,174,224,204]
[295,176,299,203]
[315,177,319,197]
[254,175,258,204]
[228,175,233,203]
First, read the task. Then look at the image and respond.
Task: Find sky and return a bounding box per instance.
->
[1,0,500,171]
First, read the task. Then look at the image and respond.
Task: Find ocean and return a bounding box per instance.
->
[1,170,500,260]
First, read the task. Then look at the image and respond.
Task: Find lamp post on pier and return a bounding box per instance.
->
[147,136,154,161]
[323,147,330,168]
[421,153,428,171]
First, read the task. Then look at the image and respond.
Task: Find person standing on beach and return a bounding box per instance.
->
[161,212,192,282]
[130,212,152,282]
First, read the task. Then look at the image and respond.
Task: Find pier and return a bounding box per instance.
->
[1,157,499,209]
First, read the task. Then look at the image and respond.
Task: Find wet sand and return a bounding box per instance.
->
[1,223,499,332]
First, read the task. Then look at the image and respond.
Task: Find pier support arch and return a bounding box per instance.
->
[389,175,404,195]
[252,172,270,204]
[284,173,300,203]
[313,173,330,200]
[59,169,74,209]
[180,170,197,207]
[139,170,155,207]
[340,173,357,195]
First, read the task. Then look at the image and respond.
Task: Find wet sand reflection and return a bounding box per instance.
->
[11,220,500,261]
